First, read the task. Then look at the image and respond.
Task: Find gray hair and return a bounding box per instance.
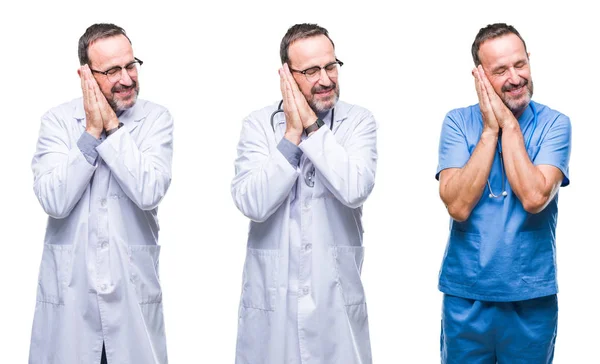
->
[78,23,131,65]
[280,23,335,65]
[471,23,528,66]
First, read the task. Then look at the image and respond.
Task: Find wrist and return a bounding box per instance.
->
[304,118,324,136]
[501,120,520,133]
[105,118,120,131]
[284,131,302,145]
[106,122,124,137]
[85,127,102,139]
[481,128,499,144]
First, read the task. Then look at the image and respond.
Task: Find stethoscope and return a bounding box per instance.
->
[270,100,334,133]
[270,100,335,188]
[487,102,538,198]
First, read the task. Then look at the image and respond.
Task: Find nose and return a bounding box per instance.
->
[316,68,332,86]
[507,67,520,84]
[118,68,134,86]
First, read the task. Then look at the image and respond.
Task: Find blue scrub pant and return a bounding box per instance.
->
[441,294,558,363]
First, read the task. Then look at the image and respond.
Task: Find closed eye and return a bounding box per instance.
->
[105,67,122,76]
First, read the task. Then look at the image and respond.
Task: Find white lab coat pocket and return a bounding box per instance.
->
[128,245,162,304]
[36,244,73,305]
[240,248,279,311]
[332,246,366,306]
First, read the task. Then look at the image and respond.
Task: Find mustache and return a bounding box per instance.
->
[112,81,137,93]
[312,83,336,93]
[502,79,528,92]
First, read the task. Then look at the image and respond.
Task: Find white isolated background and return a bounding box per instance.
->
[0,0,597,362]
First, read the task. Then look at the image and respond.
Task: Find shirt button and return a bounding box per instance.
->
[304,200,311,208]
[100,199,107,207]
[302,286,309,296]
[305,244,312,251]
[100,241,108,249]
[100,284,107,292]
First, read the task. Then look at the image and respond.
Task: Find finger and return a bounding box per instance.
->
[474,67,497,127]
[279,68,286,99]
[80,66,86,94]
[283,63,303,102]
[279,68,295,123]
[478,65,511,121]
[475,67,493,110]
[478,66,500,104]
[472,68,485,104]
[283,63,315,123]
[283,71,298,116]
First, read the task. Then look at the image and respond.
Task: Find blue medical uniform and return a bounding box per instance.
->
[436,101,571,362]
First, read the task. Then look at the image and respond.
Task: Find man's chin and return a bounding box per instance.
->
[112,94,138,112]
[310,95,338,114]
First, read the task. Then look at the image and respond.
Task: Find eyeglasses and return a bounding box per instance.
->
[290,59,343,82]
[90,57,143,83]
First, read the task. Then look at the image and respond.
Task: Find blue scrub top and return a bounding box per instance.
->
[436,101,571,301]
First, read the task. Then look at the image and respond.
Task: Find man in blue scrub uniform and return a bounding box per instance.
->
[436,23,571,363]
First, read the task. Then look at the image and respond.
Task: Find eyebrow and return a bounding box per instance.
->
[490,57,528,73]
[104,59,137,71]
[301,59,338,69]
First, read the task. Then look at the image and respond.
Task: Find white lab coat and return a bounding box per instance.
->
[232,100,377,364]
[29,98,173,364]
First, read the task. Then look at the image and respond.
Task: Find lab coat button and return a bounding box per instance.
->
[100,199,107,207]
[100,241,108,249]
[305,244,312,251]
[305,173,315,187]
[100,284,107,292]
[302,286,309,295]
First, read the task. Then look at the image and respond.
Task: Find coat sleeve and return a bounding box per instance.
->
[96,109,173,210]
[32,109,97,219]
[299,109,378,208]
[231,113,299,222]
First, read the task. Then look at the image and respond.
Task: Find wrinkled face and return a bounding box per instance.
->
[88,34,139,112]
[478,33,533,117]
[287,34,339,113]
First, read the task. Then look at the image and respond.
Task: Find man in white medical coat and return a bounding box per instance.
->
[232,23,378,364]
[29,23,173,364]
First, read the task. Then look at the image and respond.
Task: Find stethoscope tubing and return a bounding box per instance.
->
[270,100,334,133]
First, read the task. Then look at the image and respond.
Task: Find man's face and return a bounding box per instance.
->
[287,34,339,114]
[88,34,139,112]
[478,33,533,117]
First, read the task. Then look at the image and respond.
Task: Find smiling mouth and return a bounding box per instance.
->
[114,87,134,96]
[315,88,333,95]
[506,85,526,97]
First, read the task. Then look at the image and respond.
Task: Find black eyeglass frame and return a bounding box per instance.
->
[89,57,143,80]
[289,59,344,79]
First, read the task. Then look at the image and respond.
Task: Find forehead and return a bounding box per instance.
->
[478,33,527,68]
[288,34,335,68]
[88,34,133,68]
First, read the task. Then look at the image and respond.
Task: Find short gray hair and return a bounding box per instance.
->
[280,23,335,65]
[471,23,528,66]
[78,23,131,65]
